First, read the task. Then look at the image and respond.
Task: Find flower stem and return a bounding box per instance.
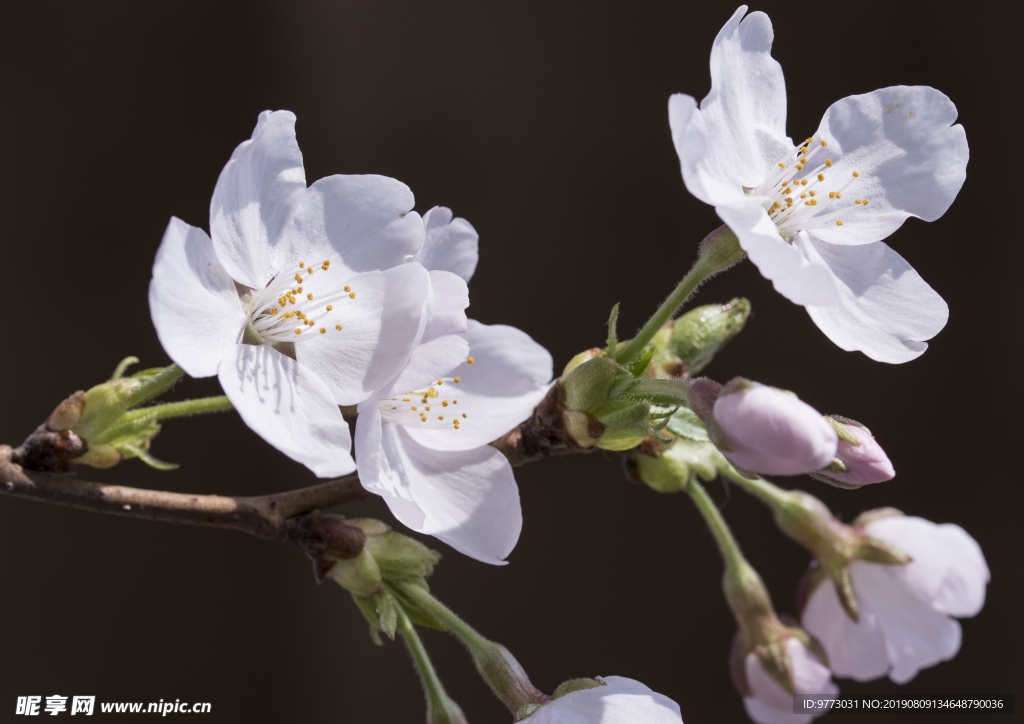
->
[130,364,187,407]
[122,396,234,422]
[390,581,548,714]
[720,469,794,510]
[394,598,469,724]
[684,478,747,574]
[615,226,743,367]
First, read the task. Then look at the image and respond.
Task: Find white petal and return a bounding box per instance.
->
[744,640,836,724]
[282,174,424,278]
[218,344,354,478]
[529,676,683,724]
[865,516,989,617]
[801,576,890,682]
[799,236,947,363]
[209,111,305,288]
[422,270,470,344]
[380,426,521,565]
[383,335,471,398]
[418,206,479,282]
[853,562,962,684]
[353,404,427,528]
[149,218,248,378]
[297,263,431,405]
[808,86,968,246]
[717,203,840,306]
[405,320,553,451]
[671,7,792,208]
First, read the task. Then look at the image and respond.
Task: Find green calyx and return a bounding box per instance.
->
[69,358,190,470]
[331,521,443,642]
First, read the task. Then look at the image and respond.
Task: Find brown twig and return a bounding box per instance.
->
[0,383,584,552]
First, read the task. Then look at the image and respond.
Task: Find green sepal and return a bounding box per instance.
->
[118,442,179,471]
[666,407,710,442]
[351,589,398,641]
[552,678,605,698]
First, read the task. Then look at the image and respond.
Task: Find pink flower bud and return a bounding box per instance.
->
[812,417,895,487]
[711,380,837,476]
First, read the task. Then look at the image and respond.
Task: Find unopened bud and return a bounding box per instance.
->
[669,298,750,376]
[809,416,895,487]
[697,224,747,275]
[629,435,727,494]
[709,379,837,476]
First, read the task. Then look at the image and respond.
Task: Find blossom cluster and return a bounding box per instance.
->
[136,5,989,723]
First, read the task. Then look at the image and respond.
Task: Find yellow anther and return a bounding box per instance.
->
[817,174,825,182]
[278,296,286,305]
[467,357,475,364]
[294,274,303,283]
[836,220,844,226]
[800,193,807,199]
[809,190,816,197]
[321,263,328,271]
[299,262,305,268]
[835,192,841,198]
[453,400,458,404]
[427,387,439,398]
[283,311,295,318]
[336,324,343,331]
[437,379,444,385]
[403,398,411,402]
[825,159,833,167]
[306,293,313,300]
[320,327,326,334]
[852,171,860,177]
[344,286,351,292]
[829,192,836,199]
[323,259,331,266]
[820,140,827,147]
[294,328,302,334]
[807,199,818,206]
[420,416,427,422]
[438,416,444,420]
[307,320,315,326]
[800,145,808,153]
[297,311,306,319]
[863,199,869,205]
[326,305,333,311]
[805,137,814,143]
[411,406,417,411]
[800,179,808,186]
[297,287,303,293]
[425,406,431,412]
[854,199,862,205]
[442,401,449,407]
[462,413,467,418]
[349,292,356,299]
[307,267,313,274]
[454,377,461,383]
[778,162,786,168]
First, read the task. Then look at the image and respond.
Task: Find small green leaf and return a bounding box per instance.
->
[666,407,710,442]
[605,303,620,358]
[118,443,179,471]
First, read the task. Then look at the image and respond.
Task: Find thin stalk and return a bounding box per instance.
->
[720,469,794,510]
[123,396,234,422]
[616,263,709,367]
[684,478,747,574]
[394,598,468,724]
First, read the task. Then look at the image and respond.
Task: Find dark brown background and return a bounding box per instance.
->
[0,1,1019,722]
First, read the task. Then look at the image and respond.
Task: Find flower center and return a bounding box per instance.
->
[247,259,356,343]
[377,358,476,431]
[752,137,869,241]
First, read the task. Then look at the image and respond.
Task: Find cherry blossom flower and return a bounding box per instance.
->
[355,208,553,565]
[526,677,683,723]
[706,379,837,476]
[150,110,431,477]
[742,638,837,724]
[801,514,989,683]
[669,6,967,363]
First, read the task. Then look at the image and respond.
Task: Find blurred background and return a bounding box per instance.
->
[0,1,1019,721]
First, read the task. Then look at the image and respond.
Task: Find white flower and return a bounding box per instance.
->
[355,208,553,565]
[801,515,989,683]
[743,639,837,724]
[527,677,683,723]
[149,110,431,477]
[668,6,967,363]
[710,380,837,476]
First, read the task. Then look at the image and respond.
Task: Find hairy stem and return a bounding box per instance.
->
[123,396,234,422]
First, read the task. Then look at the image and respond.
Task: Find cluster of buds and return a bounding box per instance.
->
[12,358,183,472]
